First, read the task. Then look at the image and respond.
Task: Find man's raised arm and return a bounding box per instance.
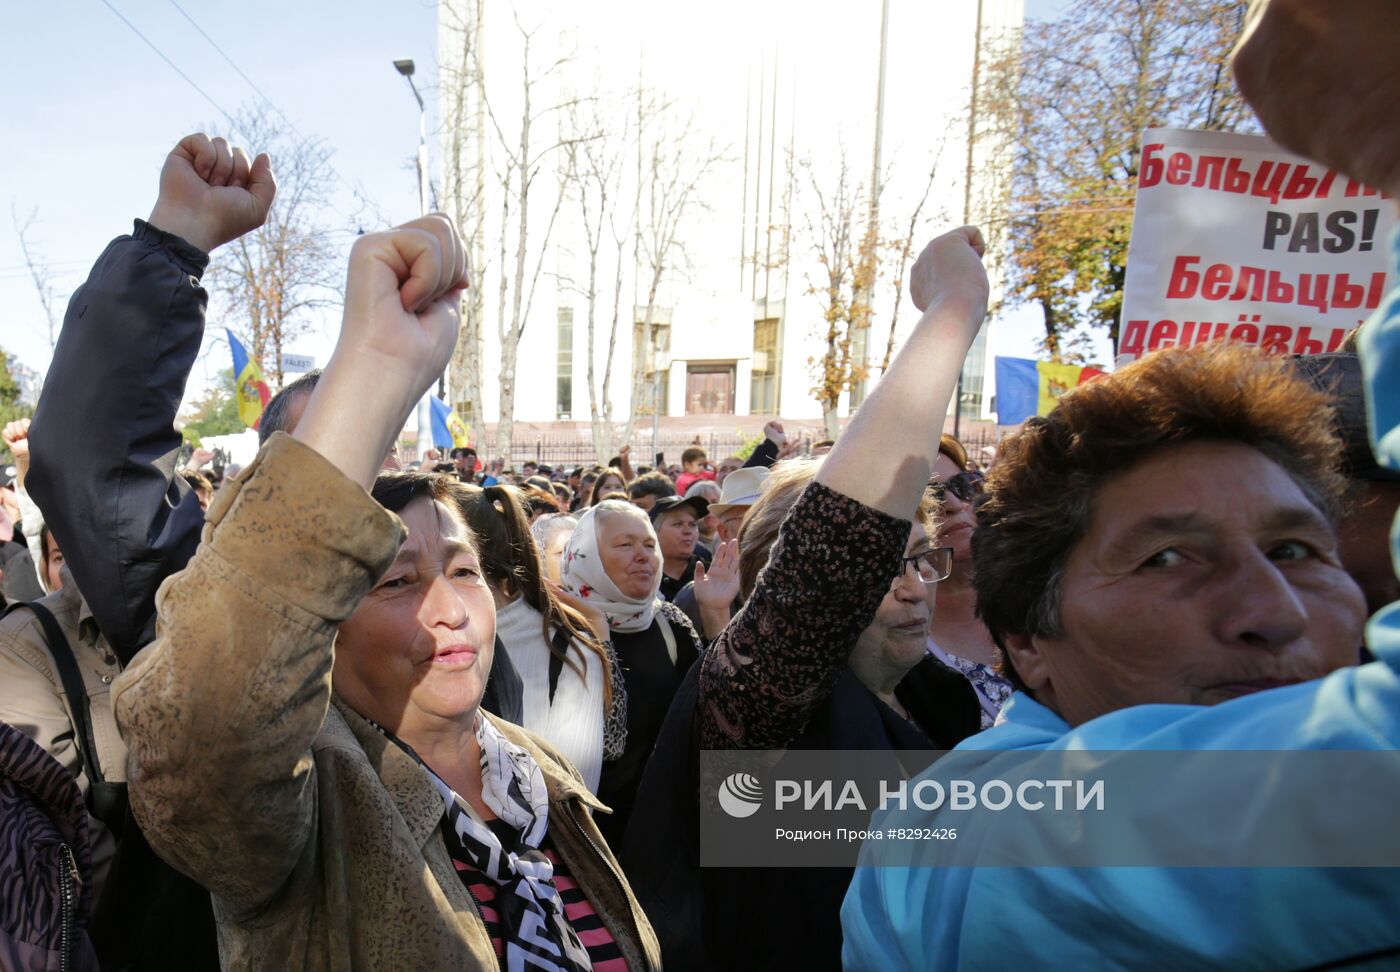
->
[27,133,274,662]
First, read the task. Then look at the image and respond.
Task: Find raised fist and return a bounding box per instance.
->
[148,133,276,254]
[2,419,31,461]
[1234,0,1400,200]
[336,213,469,403]
[763,421,786,447]
[909,226,989,315]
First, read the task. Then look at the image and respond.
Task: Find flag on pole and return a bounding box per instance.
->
[227,330,271,430]
[994,357,1107,425]
[428,396,472,449]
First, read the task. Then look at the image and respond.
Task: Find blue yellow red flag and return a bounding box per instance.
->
[429,396,472,449]
[227,330,271,430]
[993,357,1106,425]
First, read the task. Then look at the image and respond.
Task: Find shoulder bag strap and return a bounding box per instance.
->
[2,601,105,786]
[655,609,678,668]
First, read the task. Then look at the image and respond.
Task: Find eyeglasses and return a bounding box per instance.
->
[926,471,984,504]
[892,546,954,587]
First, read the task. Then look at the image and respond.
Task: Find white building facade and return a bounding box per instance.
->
[437,0,1021,449]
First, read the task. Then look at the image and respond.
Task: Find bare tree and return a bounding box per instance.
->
[210,108,342,389]
[12,205,62,355]
[800,149,879,438]
[561,87,638,461]
[620,106,726,449]
[879,146,949,374]
[440,0,488,433]
[472,4,581,461]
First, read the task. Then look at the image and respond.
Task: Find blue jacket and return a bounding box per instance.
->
[841,232,1400,971]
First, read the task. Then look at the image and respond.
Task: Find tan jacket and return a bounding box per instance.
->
[0,570,126,890]
[113,433,661,971]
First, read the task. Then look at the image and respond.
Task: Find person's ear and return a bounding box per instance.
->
[1001,631,1053,693]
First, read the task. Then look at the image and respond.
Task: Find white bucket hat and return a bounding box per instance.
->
[709,465,769,515]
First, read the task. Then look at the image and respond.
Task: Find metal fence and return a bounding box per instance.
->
[496,430,796,471]
[466,421,1005,472]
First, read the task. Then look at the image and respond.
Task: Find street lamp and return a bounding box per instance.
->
[393,58,433,218]
[394,57,438,460]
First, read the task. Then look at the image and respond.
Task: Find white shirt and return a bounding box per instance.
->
[494,597,607,792]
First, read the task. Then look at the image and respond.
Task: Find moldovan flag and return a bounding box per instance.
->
[429,396,472,450]
[227,330,271,430]
[994,357,1107,425]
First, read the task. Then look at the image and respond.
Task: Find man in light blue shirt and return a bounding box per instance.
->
[843,5,1400,967]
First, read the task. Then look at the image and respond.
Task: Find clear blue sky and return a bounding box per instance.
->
[0,0,441,394]
[0,0,1091,406]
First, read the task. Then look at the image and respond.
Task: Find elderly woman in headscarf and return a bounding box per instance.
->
[112,214,659,971]
[559,499,704,846]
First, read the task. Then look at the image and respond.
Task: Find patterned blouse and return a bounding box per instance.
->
[698,480,912,750]
[927,641,1014,729]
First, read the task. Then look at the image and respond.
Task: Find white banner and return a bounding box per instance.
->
[280,353,316,374]
[1120,128,1395,363]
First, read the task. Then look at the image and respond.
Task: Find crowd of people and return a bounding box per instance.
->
[2,2,1399,969]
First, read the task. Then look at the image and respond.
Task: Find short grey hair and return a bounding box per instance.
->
[684,479,721,501]
[531,512,578,551]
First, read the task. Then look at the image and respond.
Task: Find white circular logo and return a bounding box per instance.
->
[717,772,763,818]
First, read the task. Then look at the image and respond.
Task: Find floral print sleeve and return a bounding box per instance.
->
[698,481,911,750]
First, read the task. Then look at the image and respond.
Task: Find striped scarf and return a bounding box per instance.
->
[378,717,593,972]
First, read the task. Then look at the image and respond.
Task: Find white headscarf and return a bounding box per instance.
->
[560,503,662,633]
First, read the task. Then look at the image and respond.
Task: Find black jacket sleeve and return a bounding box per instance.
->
[27,220,210,663]
[741,438,779,470]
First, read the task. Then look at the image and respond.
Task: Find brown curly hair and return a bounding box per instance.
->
[972,343,1347,689]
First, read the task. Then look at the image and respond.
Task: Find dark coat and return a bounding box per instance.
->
[621,481,981,972]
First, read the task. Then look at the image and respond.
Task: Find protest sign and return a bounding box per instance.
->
[1119,128,1395,363]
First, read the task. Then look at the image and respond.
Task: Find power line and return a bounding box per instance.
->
[166,0,286,129]
[96,0,239,131]
[163,0,387,223]
[97,0,386,227]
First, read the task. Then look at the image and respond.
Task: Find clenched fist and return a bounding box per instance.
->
[909,226,989,315]
[291,213,469,490]
[2,419,30,461]
[336,213,468,396]
[148,133,276,253]
[1234,0,1400,201]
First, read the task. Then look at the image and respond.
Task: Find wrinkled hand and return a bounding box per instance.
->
[910,226,989,315]
[1233,0,1400,200]
[147,133,276,253]
[549,580,610,643]
[763,420,786,447]
[337,213,468,400]
[3,419,30,462]
[693,539,741,610]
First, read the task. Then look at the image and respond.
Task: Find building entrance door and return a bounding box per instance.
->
[685,364,735,414]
